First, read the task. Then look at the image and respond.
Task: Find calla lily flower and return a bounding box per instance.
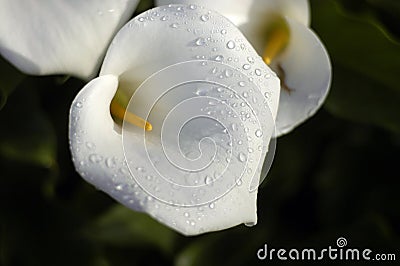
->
[0,0,139,79]
[70,5,280,235]
[157,0,332,136]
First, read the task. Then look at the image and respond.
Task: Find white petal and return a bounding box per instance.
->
[156,0,310,26]
[0,0,139,79]
[71,5,280,235]
[100,5,279,119]
[273,18,331,136]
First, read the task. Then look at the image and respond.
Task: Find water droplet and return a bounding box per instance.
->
[226,40,236,49]
[138,17,145,22]
[86,142,95,150]
[243,64,251,70]
[247,57,255,64]
[213,55,224,62]
[189,4,197,10]
[170,23,179,28]
[184,212,190,217]
[200,14,209,22]
[236,179,243,186]
[161,16,169,21]
[221,29,227,35]
[238,152,247,162]
[245,222,256,227]
[255,69,262,76]
[204,176,213,185]
[75,101,83,108]
[248,147,254,153]
[106,157,117,168]
[231,123,237,131]
[224,69,233,77]
[115,184,123,191]
[238,81,246,87]
[209,202,215,209]
[195,37,206,46]
[255,129,263,138]
[176,6,183,11]
[89,154,103,163]
[264,92,271,99]
[242,92,248,98]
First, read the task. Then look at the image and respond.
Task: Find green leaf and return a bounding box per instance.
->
[87,205,178,255]
[311,0,400,132]
[0,84,56,167]
[325,65,400,133]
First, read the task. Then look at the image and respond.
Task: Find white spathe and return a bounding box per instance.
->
[157,0,331,136]
[0,0,139,79]
[69,5,280,236]
[156,0,310,26]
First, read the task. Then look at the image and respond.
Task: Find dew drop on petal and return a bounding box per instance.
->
[200,14,209,22]
[245,222,256,227]
[209,202,215,209]
[195,37,206,46]
[255,129,263,138]
[231,123,237,131]
[89,154,103,163]
[213,55,224,62]
[238,152,247,162]
[226,40,236,49]
[224,69,233,77]
[106,157,117,168]
[243,64,251,70]
[86,142,95,150]
[204,176,213,185]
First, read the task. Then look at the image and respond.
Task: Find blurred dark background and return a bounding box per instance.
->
[0,0,399,265]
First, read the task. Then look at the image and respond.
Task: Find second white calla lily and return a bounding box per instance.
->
[0,0,139,79]
[157,0,332,136]
[70,5,280,235]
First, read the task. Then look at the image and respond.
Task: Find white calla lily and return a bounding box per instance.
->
[70,5,280,235]
[0,0,139,79]
[157,0,331,136]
